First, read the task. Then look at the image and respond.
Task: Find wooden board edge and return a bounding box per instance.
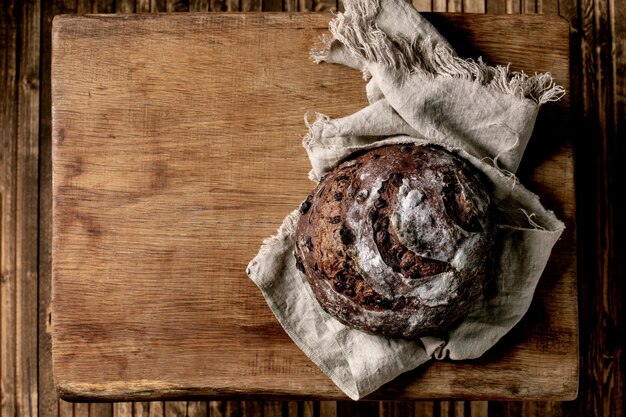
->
[48,10,572,25]
[55,374,579,402]
[49,11,578,402]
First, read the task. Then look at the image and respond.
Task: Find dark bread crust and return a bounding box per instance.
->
[295,144,494,338]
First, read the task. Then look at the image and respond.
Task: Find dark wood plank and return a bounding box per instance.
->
[263,0,283,10]
[414,401,435,417]
[298,0,313,11]
[167,0,190,11]
[464,0,486,12]
[113,402,134,417]
[448,0,463,12]
[189,0,210,11]
[525,402,563,416]
[151,0,167,11]
[337,401,379,417]
[540,0,560,13]
[313,0,337,11]
[411,0,432,11]
[228,0,240,11]
[137,0,152,12]
[523,0,537,13]
[225,401,241,417]
[439,401,452,417]
[117,0,136,12]
[487,402,522,417]
[97,0,116,13]
[91,403,114,417]
[262,401,282,417]
[285,401,298,417]
[572,0,626,414]
[18,0,42,413]
[165,401,188,416]
[303,401,314,417]
[0,1,41,417]
[210,0,228,12]
[456,401,468,417]
[470,401,488,417]
[486,0,507,13]
[319,401,337,417]
[77,0,96,13]
[433,0,447,11]
[241,401,263,417]
[188,401,208,417]
[506,0,521,13]
[242,0,261,11]
[210,401,225,417]
[149,401,165,417]
[380,401,415,417]
[59,400,74,417]
[134,402,151,417]
[611,8,626,415]
[285,0,298,11]
[0,4,19,416]
[75,402,90,417]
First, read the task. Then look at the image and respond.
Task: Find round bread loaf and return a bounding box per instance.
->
[294,144,495,338]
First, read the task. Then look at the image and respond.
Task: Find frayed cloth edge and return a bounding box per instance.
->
[415,46,566,105]
[253,209,301,260]
[312,0,565,105]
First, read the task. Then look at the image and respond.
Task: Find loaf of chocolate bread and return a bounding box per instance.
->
[294,144,495,338]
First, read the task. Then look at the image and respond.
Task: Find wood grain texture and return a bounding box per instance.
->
[117,0,137,13]
[189,0,210,11]
[91,402,114,417]
[575,0,626,414]
[149,401,165,417]
[1,1,41,417]
[1,4,19,417]
[50,12,575,402]
[151,0,167,11]
[188,401,208,417]
[313,0,338,11]
[137,0,152,12]
[485,0,506,13]
[113,402,133,417]
[264,0,283,10]
[318,401,337,417]
[16,0,42,405]
[242,0,262,11]
[0,0,621,415]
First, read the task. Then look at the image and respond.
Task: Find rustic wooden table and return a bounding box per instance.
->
[50,11,577,402]
[2,0,624,416]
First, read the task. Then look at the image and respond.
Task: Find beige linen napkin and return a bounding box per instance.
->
[247,0,565,400]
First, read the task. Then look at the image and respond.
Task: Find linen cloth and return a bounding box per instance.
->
[247,0,565,400]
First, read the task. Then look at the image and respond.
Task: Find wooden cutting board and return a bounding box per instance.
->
[51,12,577,401]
